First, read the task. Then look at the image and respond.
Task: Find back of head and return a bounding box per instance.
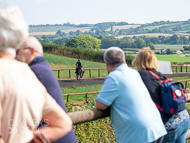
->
[132,47,159,71]
[24,36,43,55]
[104,47,126,68]
[0,4,28,55]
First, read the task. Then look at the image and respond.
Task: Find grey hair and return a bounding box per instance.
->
[24,36,43,55]
[104,47,126,68]
[0,4,28,51]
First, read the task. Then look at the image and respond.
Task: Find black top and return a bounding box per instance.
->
[30,57,78,143]
[76,61,81,67]
[138,69,173,124]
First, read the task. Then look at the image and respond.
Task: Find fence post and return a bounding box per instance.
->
[85,93,88,103]
[185,81,187,90]
[58,70,60,79]
[69,69,71,78]
[98,69,100,77]
[176,66,177,73]
[181,66,182,72]
[186,66,188,72]
[89,69,91,78]
[67,94,69,103]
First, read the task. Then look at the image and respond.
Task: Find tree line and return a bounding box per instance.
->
[41,41,134,66]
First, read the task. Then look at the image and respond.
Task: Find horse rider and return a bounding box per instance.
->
[76,59,82,74]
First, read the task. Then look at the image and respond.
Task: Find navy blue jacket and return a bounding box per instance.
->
[29,56,77,143]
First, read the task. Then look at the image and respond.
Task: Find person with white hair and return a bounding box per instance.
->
[16,36,78,143]
[96,47,167,143]
[0,4,72,143]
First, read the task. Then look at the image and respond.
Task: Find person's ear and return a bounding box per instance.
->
[30,47,36,54]
[105,62,108,68]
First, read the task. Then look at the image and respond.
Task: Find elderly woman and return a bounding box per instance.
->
[132,48,189,143]
[0,5,72,143]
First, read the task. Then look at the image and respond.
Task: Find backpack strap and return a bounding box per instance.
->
[154,102,163,112]
[147,70,173,83]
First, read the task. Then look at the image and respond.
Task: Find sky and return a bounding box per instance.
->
[1,0,190,25]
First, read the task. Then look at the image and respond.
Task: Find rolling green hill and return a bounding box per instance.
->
[142,22,184,30]
[44,53,106,69]
[29,26,76,33]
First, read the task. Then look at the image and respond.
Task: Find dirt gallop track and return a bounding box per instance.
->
[58,73,190,88]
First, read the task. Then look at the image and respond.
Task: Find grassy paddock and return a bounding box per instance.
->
[154,44,188,50]
[44,53,108,78]
[61,85,102,103]
[45,53,190,79]
[155,54,190,63]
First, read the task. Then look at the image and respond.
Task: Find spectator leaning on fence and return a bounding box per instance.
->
[16,36,78,143]
[96,47,167,143]
[0,4,72,143]
[132,48,190,143]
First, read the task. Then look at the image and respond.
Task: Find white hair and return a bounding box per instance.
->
[0,4,28,56]
[104,47,126,68]
[24,36,43,55]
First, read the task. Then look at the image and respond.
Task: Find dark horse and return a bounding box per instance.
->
[76,66,85,80]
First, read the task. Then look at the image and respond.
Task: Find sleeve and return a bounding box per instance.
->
[42,92,57,116]
[97,76,118,106]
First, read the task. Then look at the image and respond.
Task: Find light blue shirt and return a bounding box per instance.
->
[97,64,166,143]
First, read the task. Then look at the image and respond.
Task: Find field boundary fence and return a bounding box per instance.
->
[171,65,190,73]
[52,68,107,79]
[62,79,190,105]
[53,65,190,79]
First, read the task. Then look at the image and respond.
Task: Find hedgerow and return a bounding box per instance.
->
[41,42,134,66]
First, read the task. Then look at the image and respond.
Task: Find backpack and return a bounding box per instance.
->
[148,70,188,114]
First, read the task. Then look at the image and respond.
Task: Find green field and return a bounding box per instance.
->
[61,85,102,103]
[156,54,190,63]
[29,26,76,33]
[129,53,190,63]
[142,22,184,30]
[154,44,188,50]
[44,53,105,68]
[44,53,107,78]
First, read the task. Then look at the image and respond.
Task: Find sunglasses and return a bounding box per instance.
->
[16,47,31,54]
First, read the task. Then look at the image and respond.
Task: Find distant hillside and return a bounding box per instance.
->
[115,33,174,39]
[105,25,141,31]
[30,27,91,35]
[29,20,190,39]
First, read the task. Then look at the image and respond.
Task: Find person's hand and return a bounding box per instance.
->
[32,132,51,143]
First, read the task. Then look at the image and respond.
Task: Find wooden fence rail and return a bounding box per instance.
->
[53,65,190,79]
[62,79,190,106]
[67,107,190,140]
[171,65,190,73]
[62,91,100,105]
[52,68,107,79]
